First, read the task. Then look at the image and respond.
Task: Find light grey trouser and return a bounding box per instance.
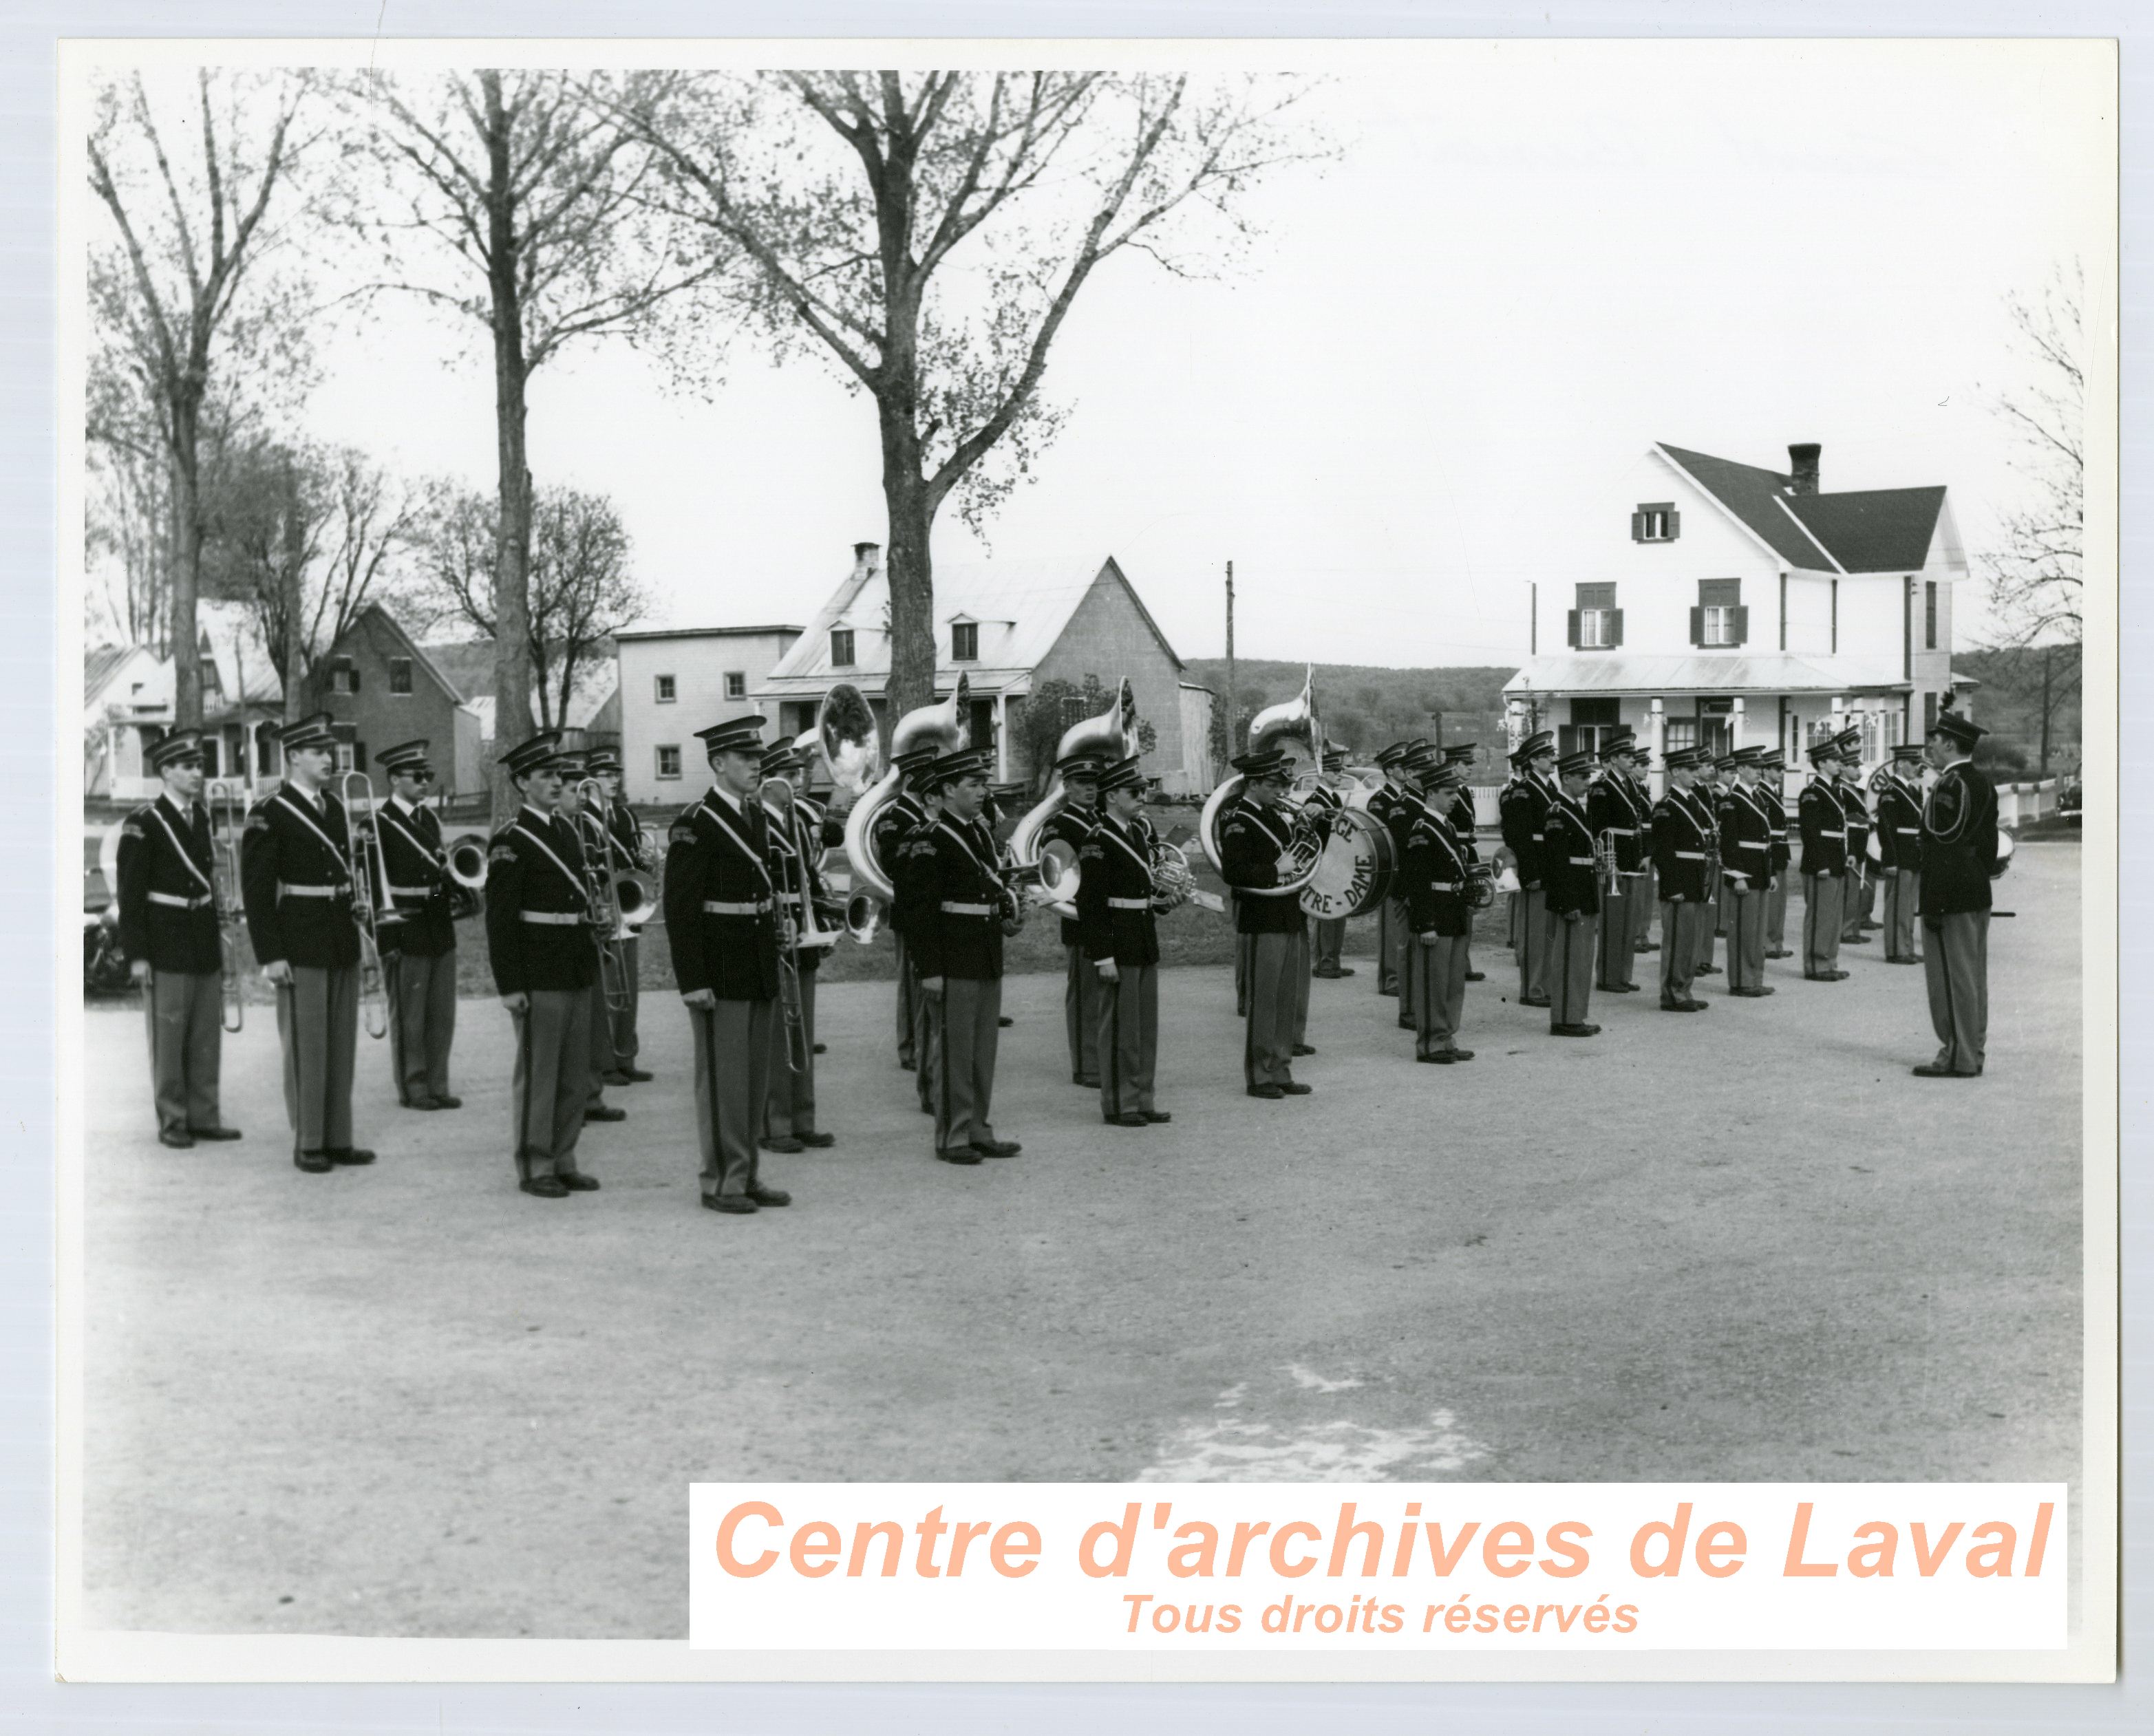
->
[1725,881,1768,991]
[1377,896,1404,994]
[1884,868,1923,960]
[766,967,818,1137]
[586,979,615,1104]
[1597,879,1634,989]
[893,932,917,1066]
[1312,914,1346,972]
[1243,931,1299,1089]
[385,949,456,1104]
[1545,910,1597,1027]
[1098,961,1158,1117]
[1065,943,1102,1082]
[145,967,221,1136]
[1923,911,1989,1075]
[1659,901,1704,1003]
[511,987,588,1181]
[1414,933,1467,1057]
[609,935,641,1063]
[1765,869,1789,948]
[692,996,774,1196]
[1803,873,1846,977]
[277,964,357,1155]
[1515,888,1548,999]
[931,976,1002,1151]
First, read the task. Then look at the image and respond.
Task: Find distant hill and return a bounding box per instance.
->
[1182,658,1515,776]
[1952,643,2082,778]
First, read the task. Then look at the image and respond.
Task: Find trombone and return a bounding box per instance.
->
[209,780,248,1032]
[337,771,394,1041]
[572,778,636,1016]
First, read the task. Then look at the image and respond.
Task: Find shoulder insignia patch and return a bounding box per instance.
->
[489,844,518,865]
[668,822,696,844]
[244,814,270,833]
[120,819,145,839]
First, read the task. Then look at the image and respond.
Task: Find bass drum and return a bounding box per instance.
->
[1991,831,2016,879]
[1298,808,1396,920]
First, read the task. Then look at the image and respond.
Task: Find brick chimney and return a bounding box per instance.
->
[851,541,882,580]
[1787,443,1821,495]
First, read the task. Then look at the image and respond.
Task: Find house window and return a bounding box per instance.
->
[657,744,683,780]
[1632,502,1680,542]
[830,629,856,667]
[654,674,676,703]
[1924,581,1938,650]
[1569,583,1621,650]
[1559,697,1621,759]
[335,740,356,773]
[199,738,221,779]
[255,722,280,772]
[725,671,746,700]
[389,657,414,696]
[200,657,222,698]
[1664,718,1699,756]
[1691,579,1747,649]
[952,621,979,662]
[329,660,359,696]
[1924,692,1939,734]
[1697,698,1733,762]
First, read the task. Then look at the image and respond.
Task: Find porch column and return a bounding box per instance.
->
[1731,696,1746,753]
[1648,697,1666,800]
[994,690,1010,782]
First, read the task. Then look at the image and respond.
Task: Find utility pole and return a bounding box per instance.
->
[2039,643,2054,776]
[1224,559,1237,752]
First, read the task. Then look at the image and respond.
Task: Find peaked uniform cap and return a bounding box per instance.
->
[1511,731,1555,763]
[1055,753,1107,780]
[1231,749,1291,779]
[927,747,992,788]
[695,715,768,756]
[376,738,433,774]
[499,730,570,778]
[277,711,339,753]
[146,729,207,772]
[1928,709,1987,750]
[1557,749,1597,777]
[1097,755,1145,795]
[1443,742,1480,764]
[1374,743,1411,769]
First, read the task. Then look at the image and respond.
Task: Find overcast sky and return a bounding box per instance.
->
[280,39,2113,669]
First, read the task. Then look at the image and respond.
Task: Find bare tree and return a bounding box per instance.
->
[607,70,1327,717]
[414,482,650,730]
[337,70,709,808]
[87,69,313,725]
[1982,259,2084,646]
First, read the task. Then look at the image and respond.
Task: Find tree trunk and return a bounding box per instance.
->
[281,453,308,723]
[168,419,202,727]
[483,72,534,822]
[2038,646,2053,776]
[879,397,937,726]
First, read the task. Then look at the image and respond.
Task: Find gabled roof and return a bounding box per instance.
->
[197,599,284,704]
[1654,443,1950,575]
[613,623,804,644]
[335,603,465,705]
[84,645,134,705]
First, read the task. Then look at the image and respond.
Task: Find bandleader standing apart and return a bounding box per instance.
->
[759,738,837,1152]
[1650,747,1712,1013]
[1403,758,1474,1063]
[1043,752,1105,1087]
[372,739,460,1111]
[1876,744,1927,964]
[1798,737,1852,981]
[664,715,793,1214]
[118,729,240,1148]
[1219,749,1314,1099]
[240,711,372,1174]
[1078,755,1171,1128]
[897,748,1023,1164]
[1716,747,1776,997]
[484,731,601,1198]
[1915,709,1997,1078]
[1541,749,1601,1036]
[1498,731,1557,1008]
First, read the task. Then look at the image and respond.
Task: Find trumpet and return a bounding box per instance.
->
[209,780,247,1032]
[337,772,394,1041]
[1593,827,1620,892]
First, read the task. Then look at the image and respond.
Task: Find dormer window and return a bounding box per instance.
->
[1632,502,1679,543]
[830,628,855,667]
[951,620,979,662]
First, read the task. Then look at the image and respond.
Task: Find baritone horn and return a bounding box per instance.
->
[446,832,489,919]
[840,676,967,943]
[337,771,394,1040]
[1009,676,1135,919]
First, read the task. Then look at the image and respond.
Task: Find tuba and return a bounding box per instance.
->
[1007,677,1135,920]
[1197,666,1336,897]
[840,674,968,943]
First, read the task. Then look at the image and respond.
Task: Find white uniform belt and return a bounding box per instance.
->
[278,881,344,898]
[940,901,994,917]
[388,883,436,898]
[147,890,213,908]
[1605,827,1636,836]
[703,899,771,916]
[518,910,585,926]
[775,891,802,905]
[1567,855,1593,866]
[1728,839,1769,851]
[1107,897,1150,910]
[1672,850,1705,860]
[1895,826,1920,835]
[1427,881,1459,892]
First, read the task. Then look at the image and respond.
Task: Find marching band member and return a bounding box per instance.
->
[1441,744,1488,983]
[1078,755,1170,1127]
[1587,731,1646,994]
[1367,744,1411,999]
[1497,731,1557,1009]
[1387,749,1437,1038]
[1915,709,1998,1078]
[1649,747,1712,1013]
[1541,749,1601,1036]
[759,740,836,1152]
[372,740,460,1111]
[1694,755,1729,977]
[1044,752,1106,1087]
[1838,738,1875,945]
[559,763,628,1123]
[239,711,372,1173]
[592,750,653,1082]
[1758,753,1794,958]
[484,732,601,1197]
[1219,748,1313,1099]
[1716,748,1776,997]
[1798,736,1853,981]
[1403,758,1474,1063]
[877,748,937,1098]
[1630,747,1660,953]
[1877,743,1928,964]
[1308,742,1354,979]
[897,748,1023,1164]
[663,715,792,1214]
[118,729,240,1148]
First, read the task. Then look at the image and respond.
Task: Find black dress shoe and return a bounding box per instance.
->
[997,1016,1014,1027]
[761,1137,805,1154]
[935,1148,983,1165]
[899,1059,917,1071]
[1766,948,1793,960]
[1292,1044,1316,1057]
[1619,982,1643,992]
[158,1128,195,1149]
[625,1069,654,1082]
[522,1176,570,1199]
[797,1130,835,1148]
[559,1172,601,1191]
[702,1191,759,1212]
[1696,964,1720,976]
[327,1147,376,1165]
[1550,1023,1598,1037]
[432,1095,462,1109]
[1246,1084,1284,1100]
[601,1071,634,1088]
[1519,994,1550,1008]
[1634,941,1659,953]
[1076,1077,1101,1090]
[1335,965,1356,976]
[1141,1111,1172,1123]
[1313,968,1341,979]
[748,1185,792,1207]
[1449,1049,1475,1061]
[295,1150,333,1172]
[972,1138,1022,1158]
[1279,1082,1314,1095]
[1599,983,1637,994]
[585,1104,627,1122]
[1396,1019,1415,1031]
[1104,1112,1149,1127]
[403,1097,441,1111]
[1682,998,1709,1011]
[1464,970,1486,982]
[186,1125,242,1140]
[1735,986,1776,997]
[1416,1051,1455,1064]
[811,1044,826,1057]
[1912,1063,1981,1078]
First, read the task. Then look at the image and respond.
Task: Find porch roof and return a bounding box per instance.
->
[1505,653,1912,698]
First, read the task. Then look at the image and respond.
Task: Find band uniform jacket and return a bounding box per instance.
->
[1043,804,1100,947]
[1377,786,1422,868]
[1403,805,1473,939]
[375,797,456,957]
[1497,774,1553,886]
[241,786,362,971]
[1218,800,1308,935]
[873,793,928,937]
[1446,786,1481,862]
[1875,777,1923,872]
[1076,813,1161,967]
[1365,781,1403,848]
[664,791,782,1001]
[1764,783,1792,872]
[1650,790,1714,903]
[1798,780,1850,877]
[116,793,223,974]
[1919,762,1998,917]
[764,798,832,974]
[896,814,1007,980]
[1716,784,1776,891]
[1540,793,1601,918]
[1837,781,1872,869]
[1586,773,1646,874]
[604,797,647,875]
[485,808,599,996]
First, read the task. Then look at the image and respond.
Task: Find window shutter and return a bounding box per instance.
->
[1566,609,1581,649]
[348,664,361,694]
[1631,511,1645,543]
[1689,606,1705,647]
[1557,725,1580,758]
[1608,608,1624,647]
[1667,509,1680,539]
[1729,605,1749,647]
